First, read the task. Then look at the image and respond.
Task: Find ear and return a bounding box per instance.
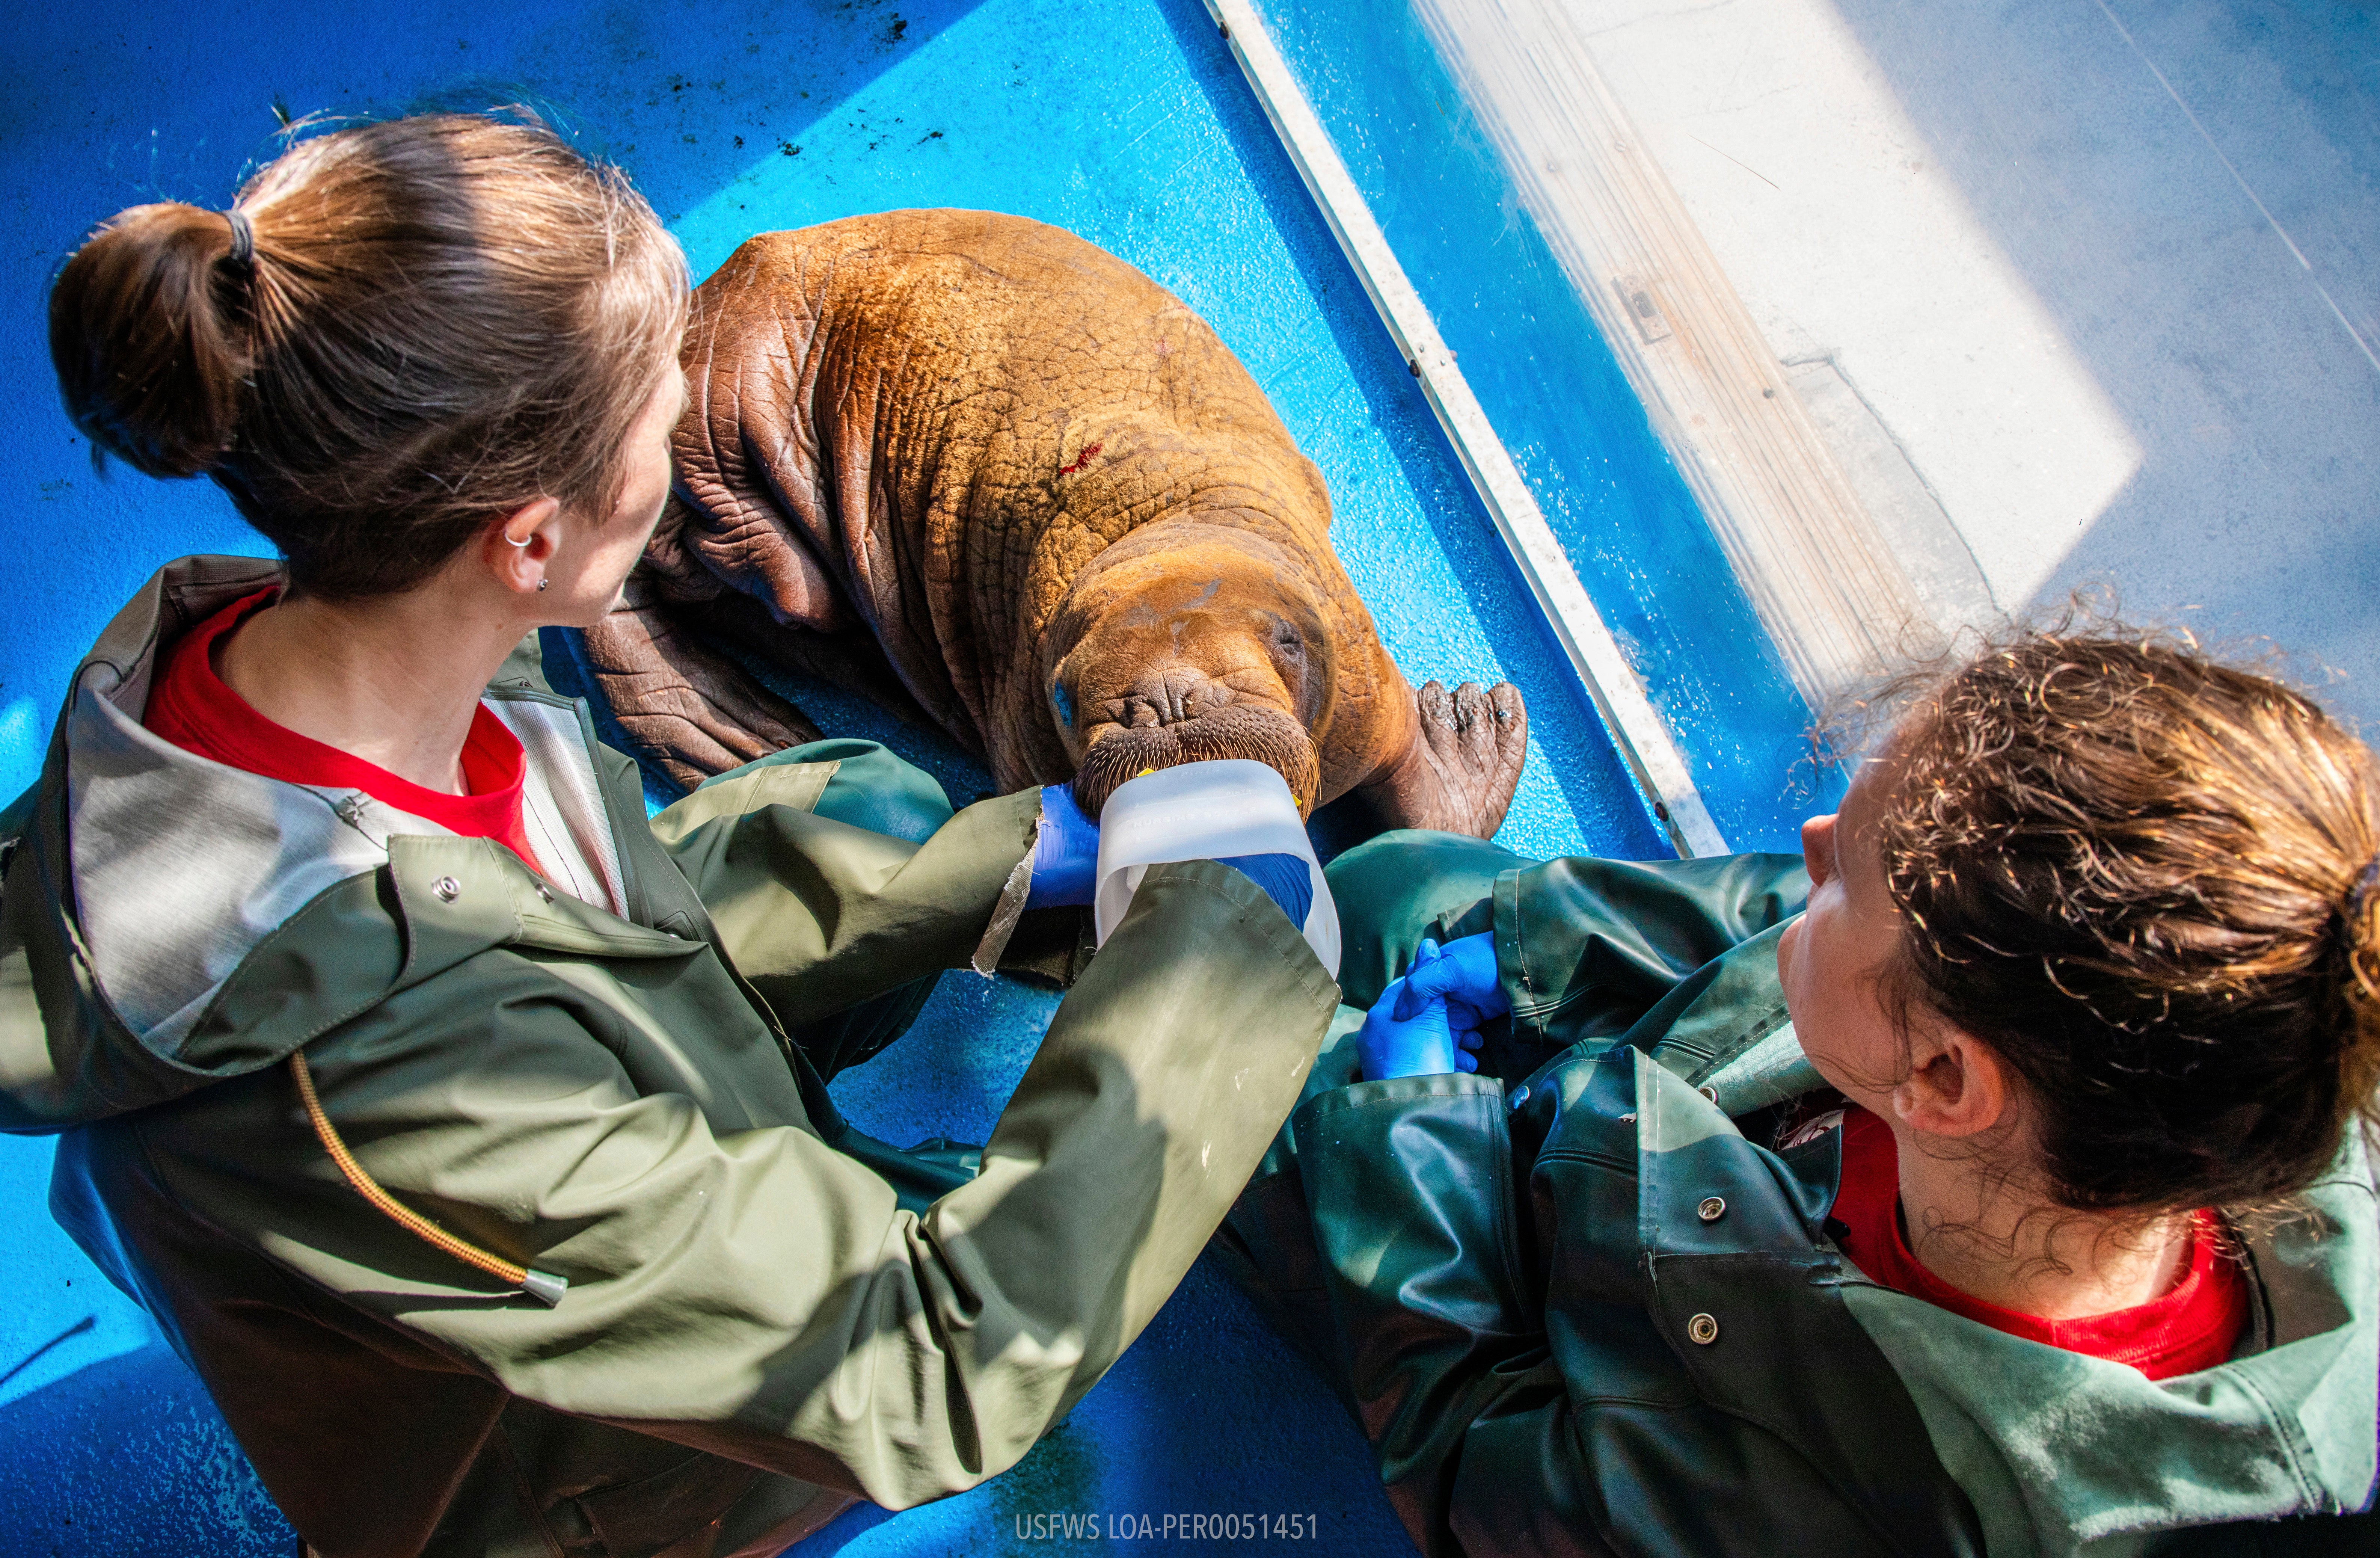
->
[485,496,562,596]
[1890,1025,2012,1140]
[1799,812,1840,889]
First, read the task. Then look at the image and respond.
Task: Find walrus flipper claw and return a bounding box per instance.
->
[1361,680,1529,839]
[576,592,821,791]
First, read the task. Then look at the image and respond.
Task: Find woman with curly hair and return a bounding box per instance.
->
[1224,631,2377,1556]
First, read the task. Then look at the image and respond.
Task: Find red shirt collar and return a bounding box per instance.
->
[1828,1105,2247,1379]
[143,587,545,875]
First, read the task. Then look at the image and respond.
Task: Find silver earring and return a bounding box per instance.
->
[505,534,533,549]
[537,578,549,591]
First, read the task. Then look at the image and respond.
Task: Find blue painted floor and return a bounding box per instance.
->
[1,1,1666,1554]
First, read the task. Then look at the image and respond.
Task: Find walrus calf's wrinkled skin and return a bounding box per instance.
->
[582,210,1527,835]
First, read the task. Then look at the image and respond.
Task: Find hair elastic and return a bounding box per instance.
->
[223,209,255,267]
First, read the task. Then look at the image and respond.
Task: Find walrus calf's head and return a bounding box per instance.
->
[1047,526,1334,820]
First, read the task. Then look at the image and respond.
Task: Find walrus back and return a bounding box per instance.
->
[682,210,1351,774]
[603,210,1525,837]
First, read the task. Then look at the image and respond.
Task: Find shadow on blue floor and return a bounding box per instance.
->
[0,0,1664,864]
[0,1341,290,1553]
[2,1,1670,1552]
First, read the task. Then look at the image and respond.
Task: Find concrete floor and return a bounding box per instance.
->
[1537,0,2380,724]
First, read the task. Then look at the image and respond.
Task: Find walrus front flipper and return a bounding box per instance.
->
[578,578,822,790]
[1358,680,1529,839]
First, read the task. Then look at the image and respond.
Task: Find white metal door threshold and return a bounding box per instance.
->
[1206,0,1731,857]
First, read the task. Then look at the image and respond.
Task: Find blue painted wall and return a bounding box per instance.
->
[1249,0,1836,851]
[0,1,1676,1554]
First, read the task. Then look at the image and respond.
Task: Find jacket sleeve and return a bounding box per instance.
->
[1288,847,1916,1558]
[1499,851,1808,1056]
[138,859,1339,1510]
[642,769,1039,1027]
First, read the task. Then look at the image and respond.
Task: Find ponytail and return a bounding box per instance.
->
[2333,857,2380,1153]
[50,202,256,479]
[46,113,688,600]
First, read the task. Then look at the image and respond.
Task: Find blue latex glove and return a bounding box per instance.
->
[1213,852,1314,928]
[1023,784,1100,909]
[1357,942,1486,1081]
[1392,931,1509,1027]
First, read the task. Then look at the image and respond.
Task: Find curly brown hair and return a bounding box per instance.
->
[1872,630,2380,1214]
[49,110,688,600]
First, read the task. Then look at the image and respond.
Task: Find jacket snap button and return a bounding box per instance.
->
[1618,1113,1636,1125]
[1697,1084,1718,1103]
[1697,1196,1726,1223]
[432,876,461,903]
[1686,1312,1720,1345]
[534,883,554,904]
[1507,1084,1530,1110]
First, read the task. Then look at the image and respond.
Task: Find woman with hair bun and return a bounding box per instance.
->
[1223,631,2378,1556]
[2,113,1336,1556]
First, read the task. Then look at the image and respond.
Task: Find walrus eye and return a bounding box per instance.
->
[1052,682,1075,728]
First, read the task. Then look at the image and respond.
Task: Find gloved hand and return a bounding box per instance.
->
[1357,938,1486,1081]
[1213,852,1314,928]
[1392,931,1508,1027]
[1023,784,1100,910]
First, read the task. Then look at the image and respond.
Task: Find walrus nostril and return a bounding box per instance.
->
[1118,667,1235,726]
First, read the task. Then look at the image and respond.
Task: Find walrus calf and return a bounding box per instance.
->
[581,210,1527,836]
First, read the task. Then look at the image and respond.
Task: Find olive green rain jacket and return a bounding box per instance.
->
[1222,832,2379,1558]
[0,556,1339,1558]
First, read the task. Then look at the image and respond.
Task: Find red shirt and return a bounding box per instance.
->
[144,589,547,877]
[1826,1105,2247,1380]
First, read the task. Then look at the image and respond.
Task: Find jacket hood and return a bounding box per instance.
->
[1,556,673,1132]
[1830,1103,2378,1552]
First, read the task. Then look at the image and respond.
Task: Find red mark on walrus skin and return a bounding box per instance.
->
[1059,441,1104,477]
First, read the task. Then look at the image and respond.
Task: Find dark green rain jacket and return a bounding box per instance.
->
[0,557,1338,1558]
[1223,831,2378,1557]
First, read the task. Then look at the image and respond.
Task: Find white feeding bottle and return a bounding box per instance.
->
[1090,759,1340,978]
